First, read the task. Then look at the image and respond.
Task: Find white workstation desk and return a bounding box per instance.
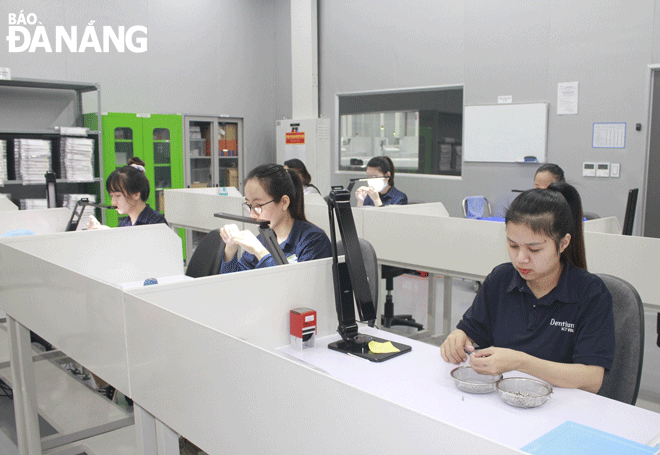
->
[0,225,185,455]
[2,223,660,454]
[125,257,660,454]
[0,194,19,211]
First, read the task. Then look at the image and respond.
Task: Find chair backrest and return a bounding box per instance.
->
[583,212,600,220]
[596,274,644,405]
[622,188,639,235]
[185,229,226,278]
[337,238,379,312]
[463,196,491,219]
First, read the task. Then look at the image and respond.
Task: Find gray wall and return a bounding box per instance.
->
[319,0,659,225]
[1,0,293,174]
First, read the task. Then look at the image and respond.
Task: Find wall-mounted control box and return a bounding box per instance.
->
[583,162,596,177]
[596,163,610,177]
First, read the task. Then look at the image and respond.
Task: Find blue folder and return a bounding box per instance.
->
[522,421,657,455]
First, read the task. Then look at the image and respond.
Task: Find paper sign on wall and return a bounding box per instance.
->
[285,131,306,161]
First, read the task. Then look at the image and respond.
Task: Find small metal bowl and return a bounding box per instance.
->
[496,377,552,408]
[450,366,502,394]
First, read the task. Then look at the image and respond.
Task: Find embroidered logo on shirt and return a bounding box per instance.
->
[550,318,575,332]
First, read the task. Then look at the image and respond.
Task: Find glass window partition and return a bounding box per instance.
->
[338,87,463,176]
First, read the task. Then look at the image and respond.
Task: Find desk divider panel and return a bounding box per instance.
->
[305,199,364,238]
[124,292,524,455]
[376,201,450,217]
[164,188,244,232]
[362,211,509,280]
[583,216,621,234]
[0,247,131,393]
[129,257,339,349]
[0,208,71,235]
[0,224,183,284]
[585,231,660,310]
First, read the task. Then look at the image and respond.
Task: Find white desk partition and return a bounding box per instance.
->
[0,224,184,393]
[585,231,660,311]
[584,216,621,234]
[124,265,523,455]
[0,194,18,211]
[164,187,244,232]
[377,201,450,217]
[305,199,364,238]
[128,257,339,349]
[363,212,508,280]
[0,207,71,235]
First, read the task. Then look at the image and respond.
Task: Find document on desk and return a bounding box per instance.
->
[521,421,658,455]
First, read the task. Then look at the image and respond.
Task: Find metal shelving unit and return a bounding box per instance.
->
[0,78,103,213]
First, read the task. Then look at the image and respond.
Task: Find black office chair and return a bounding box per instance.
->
[185,229,226,278]
[621,188,639,236]
[583,212,600,220]
[596,274,644,405]
[379,266,424,330]
[337,238,379,307]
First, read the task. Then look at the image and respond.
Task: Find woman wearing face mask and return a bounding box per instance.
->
[219,164,332,273]
[355,156,408,207]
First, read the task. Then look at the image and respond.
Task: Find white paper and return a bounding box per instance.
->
[557,81,579,115]
[592,123,626,148]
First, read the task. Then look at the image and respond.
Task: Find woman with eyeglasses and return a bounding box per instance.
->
[355,156,408,207]
[219,164,332,273]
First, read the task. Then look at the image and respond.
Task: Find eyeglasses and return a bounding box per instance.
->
[243,199,275,216]
[366,174,386,179]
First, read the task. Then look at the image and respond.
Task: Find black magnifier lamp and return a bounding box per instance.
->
[65,198,117,231]
[346,177,366,194]
[213,212,288,265]
[326,185,411,362]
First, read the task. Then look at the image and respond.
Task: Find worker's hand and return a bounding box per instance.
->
[440,329,474,364]
[230,230,270,260]
[469,347,522,376]
[86,215,110,230]
[355,186,369,205]
[220,224,241,261]
[365,186,382,206]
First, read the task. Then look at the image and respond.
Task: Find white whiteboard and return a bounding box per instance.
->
[463,103,548,163]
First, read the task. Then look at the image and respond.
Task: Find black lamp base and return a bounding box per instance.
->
[328,334,411,362]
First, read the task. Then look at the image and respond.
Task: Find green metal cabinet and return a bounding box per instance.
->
[86,112,186,255]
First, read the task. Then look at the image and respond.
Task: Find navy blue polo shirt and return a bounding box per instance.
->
[221,219,332,273]
[457,261,615,370]
[363,185,408,206]
[118,204,168,227]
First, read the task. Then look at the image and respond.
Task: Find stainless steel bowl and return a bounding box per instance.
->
[496,377,552,408]
[450,366,502,394]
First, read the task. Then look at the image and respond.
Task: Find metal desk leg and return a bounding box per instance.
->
[7,316,42,455]
[135,404,178,455]
[426,274,437,336]
[443,275,453,337]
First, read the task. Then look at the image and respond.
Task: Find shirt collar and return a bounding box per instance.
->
[279,219,301,249]
[506,259,578,305]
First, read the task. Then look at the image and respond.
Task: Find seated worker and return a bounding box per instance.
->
[284,158,321,195]
[88,165,168,228]
[534,163,565,189]
[219,164,332,273]
[355,156,408,206]
[440,182,614,393]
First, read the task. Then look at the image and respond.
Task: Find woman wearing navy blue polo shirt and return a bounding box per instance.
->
[355,156,408,207]
[88,164,168,229]
[441,183,615,393]
[219,164,332,273]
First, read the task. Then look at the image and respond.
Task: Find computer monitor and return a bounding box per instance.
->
[622,188,639,236]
